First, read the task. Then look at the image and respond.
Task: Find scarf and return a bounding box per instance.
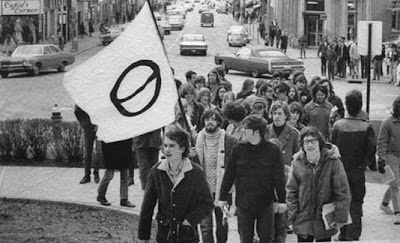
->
[196,128,225,205]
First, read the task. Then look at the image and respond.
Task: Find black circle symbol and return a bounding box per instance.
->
[110,60,161,117]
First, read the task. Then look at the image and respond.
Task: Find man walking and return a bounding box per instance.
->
[331,90,376,241]
[218,114,287,243]
[196,109,237,243]
[298,34,307,59]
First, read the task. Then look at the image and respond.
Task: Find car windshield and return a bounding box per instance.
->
[12,46,42,56]
[183,35,204,41]
[231,33,244,38]
[256,50,286,57]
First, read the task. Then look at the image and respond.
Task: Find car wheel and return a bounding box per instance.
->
[0,72,9,78]
[180,51,184,55]
[203,51,207,56]
[31,63,40,76]
[221,61,229,74]
[251,70,260,78]
[211,24,214,27]
[201,24,203,27]
[57,62,66,72]
[228,43,232,47]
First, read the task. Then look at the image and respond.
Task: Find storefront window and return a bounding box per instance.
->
[305,0,324,12]
[347,1,358,40]
[0,16,40,44]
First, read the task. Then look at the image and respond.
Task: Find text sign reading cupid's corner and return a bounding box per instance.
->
[357,21,382,56]
[1,0,41,15]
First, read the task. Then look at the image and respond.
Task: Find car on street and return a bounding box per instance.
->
[180,34,208,55]
[198,4,210,13]
[100,26,124,46]
[227,25,250,47]
[216,3,228,14]
[201,12,214,27]
[214,46,305,77]
[157,20,171,35]
[0,44,75,78]
[169,15,185,30]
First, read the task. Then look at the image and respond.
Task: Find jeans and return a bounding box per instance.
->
[300,47,306,58]
[98,168,129,200]
[136,147,160,190]
[382,154,400,213]
[320,57,326,76]
[340,169,365,240]
[274,212,287,243]
[328,61,335,80]
[200,206,228,243]
[237,203,274,243]
[297,235,331,242]
[83,127,99,176]
[373,60,382,80]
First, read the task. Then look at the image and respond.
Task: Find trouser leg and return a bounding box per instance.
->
[98,169,114,197]
[237,207,256,243]
[120,168,129,200]
[256,203,274,243]
[200,209,214,243]
[83,128,96,176]
[387,155,400,212]
[382,188,391,204]
[137,148,159,190]
[273,211,287,243]
[215,206,228,243]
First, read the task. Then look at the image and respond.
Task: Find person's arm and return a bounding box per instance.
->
[185,169,214,226]
[272,146,286,203]
[331,159,351,224]
[363,125,377,168]
[138,169,159,240]
[285,164,299,224]
[219,144,238,201]
[377,119,389,163]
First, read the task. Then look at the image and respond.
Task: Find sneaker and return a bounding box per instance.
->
[120,199,136,208]
[394,213,400,225]
[97,196,111,206]
[94,173,100,184]
[79,176,90,184]
[380,204,393,215]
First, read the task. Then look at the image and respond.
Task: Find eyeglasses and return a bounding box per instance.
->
[303,138,318,145]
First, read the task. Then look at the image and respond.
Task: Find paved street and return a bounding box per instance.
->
[1,4,400,243]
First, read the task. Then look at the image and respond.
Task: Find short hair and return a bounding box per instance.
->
[294,75,307,85]
[224,103,247,122]
[309,76,322,88]
[320,78,334,93]
[179,82,196,98]
[270,100,291,121]
[165,124,190,158]
[289,101,305,122]
[311,84,328,99]
[243,114,268,138]
[274,82,290,95]
[272,71,283,79]
[196,87,212,103]
[299,126,326,151]
[201,108,223,126]
[223,91,236,103]
[292,71,305,83]
[345,90,363,116]
[259,82,273,95]
[185,70,196,81]
[392,95,400,118]
[256,79,268,93]
[194,75,206,85]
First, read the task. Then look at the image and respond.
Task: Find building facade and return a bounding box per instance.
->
[271,0,374,47]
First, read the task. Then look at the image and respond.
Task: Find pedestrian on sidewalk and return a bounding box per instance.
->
[349,39,361,79]
[326,42,338,81]
[89,19,94,37]
[57,32,64,51]
[317,37,329,77]
[373,44,385,80]
[331,90,377,241]
[337,37,349,79]
[286,126,351,242]
[132,129,162,191]
[280,30,288,53]
[377,95,400,224]
[298,34,307,59]
[97,138,135,207]
[218,114,287,243]
[2,35,17,56]
[196,109,237,243]
[275,23,282,49]
[269,21,276,47]
[137,125,214,243]
[388,43,399,83]
[74,105,100,184]
[79,22,86,38]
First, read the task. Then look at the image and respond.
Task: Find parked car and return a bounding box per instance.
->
[227,25,249,47]
[100,26,124,46]
[180,34,208,56]
[214,46,305,78]
[169,15,185,30]
[0,44,75,78]
[157,20,172,35]
[201,12,214,27]
[198,4,210,13]
[216,3,228,14]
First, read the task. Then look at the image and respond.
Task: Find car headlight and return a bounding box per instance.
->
[23,60,31,66]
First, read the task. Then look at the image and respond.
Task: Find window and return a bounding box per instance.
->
[347,0,358,40]
[388,1,400,29]
[348,0,356,11]
[50,46,59,53]
[305,0,324,11]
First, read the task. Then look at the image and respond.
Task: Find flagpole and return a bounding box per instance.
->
[146,0,194,146]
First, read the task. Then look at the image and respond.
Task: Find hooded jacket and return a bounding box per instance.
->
[286,143,351,240]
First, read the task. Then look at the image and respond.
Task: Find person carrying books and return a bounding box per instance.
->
[286,126,351,242]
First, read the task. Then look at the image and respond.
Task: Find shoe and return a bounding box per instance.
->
[94,173,100,184]
[79,176,90,184]
[120,199,136,208]
[394,213,400,225]
[380,204,393,215]
[97,196,111,206]
[128,177,135,186]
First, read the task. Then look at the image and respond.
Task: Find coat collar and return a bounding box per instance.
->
[267,124,292,145]
[158,157,193,173]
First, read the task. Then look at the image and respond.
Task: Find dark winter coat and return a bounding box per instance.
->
[74,105,95,132]
[101,139,132,170]
[138,158,214,242]
[331,116,376,171]
[286,144,351,240]
[303,100,333,140]
[219,139,286,209]
[280,35,288,49]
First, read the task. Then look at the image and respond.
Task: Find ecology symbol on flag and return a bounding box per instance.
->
[110,59,161,117]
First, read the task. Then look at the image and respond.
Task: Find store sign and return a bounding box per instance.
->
[1,0,41,15]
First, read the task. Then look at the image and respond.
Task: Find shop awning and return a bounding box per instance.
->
[387,0,400,11]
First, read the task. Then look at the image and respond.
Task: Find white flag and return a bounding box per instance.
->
[63,1,178,143]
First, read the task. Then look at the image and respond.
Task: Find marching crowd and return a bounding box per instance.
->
[75,65,400,243]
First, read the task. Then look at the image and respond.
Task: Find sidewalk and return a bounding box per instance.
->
[0,165,399,242]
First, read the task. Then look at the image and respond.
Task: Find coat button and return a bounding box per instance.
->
[172,231,175,234]
[173,204,176,207]
[173,217,176,221]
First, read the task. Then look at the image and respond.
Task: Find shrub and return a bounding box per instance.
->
[24,119,53,161]
[0,119,28,160]
[56,122,84,165]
